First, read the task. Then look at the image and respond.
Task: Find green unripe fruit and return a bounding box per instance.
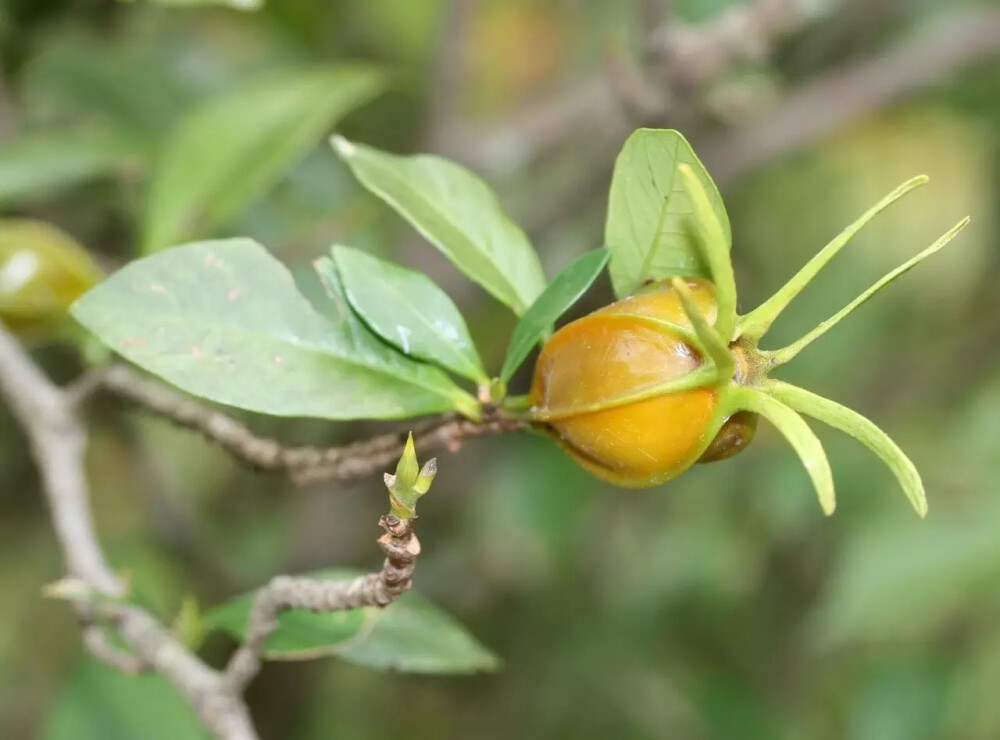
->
[0,220,102,337]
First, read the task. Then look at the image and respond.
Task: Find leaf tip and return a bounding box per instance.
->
[394,432,419,485]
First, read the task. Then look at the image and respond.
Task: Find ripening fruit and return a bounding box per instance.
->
[0,220,102,337]
[521,156,969,518]
[530,278,752,487]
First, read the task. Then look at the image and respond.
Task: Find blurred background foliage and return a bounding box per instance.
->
[1,0,999,738]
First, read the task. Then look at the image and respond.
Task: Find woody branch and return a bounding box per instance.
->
[0,321,434,739]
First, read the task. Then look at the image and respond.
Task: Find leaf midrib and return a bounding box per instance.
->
[351,152,530,312]
[98,309,469,408]
[342,260,483,381]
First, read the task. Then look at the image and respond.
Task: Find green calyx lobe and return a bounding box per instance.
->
[535,158,968,517]
[689,168,967,516]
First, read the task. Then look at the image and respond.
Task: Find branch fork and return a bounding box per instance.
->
[0,319,437,739]
[225,439,433,693]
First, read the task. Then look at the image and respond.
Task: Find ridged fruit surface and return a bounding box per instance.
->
[530,278,725,487]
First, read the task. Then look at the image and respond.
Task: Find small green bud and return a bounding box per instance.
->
[414,458,437,495]
[394,433,419,486]
[386,433,435,521]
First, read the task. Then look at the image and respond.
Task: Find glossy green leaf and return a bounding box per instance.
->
[767,380,927,517]
[500,248,608,382]
[332,136,546,315]
[43,659,203,740]
[205,569,500,673]
[143,65,384,253]
[0,129,142,205]
[71,239,479,420]
[605,128,731,298]
[333,245,487,383]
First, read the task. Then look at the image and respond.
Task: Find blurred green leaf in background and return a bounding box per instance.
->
[0,130,143,205]
[143,65,384,252]
[206,569,500,674]
[43,660,203,740]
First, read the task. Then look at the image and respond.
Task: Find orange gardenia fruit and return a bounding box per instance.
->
[529,278,752,487]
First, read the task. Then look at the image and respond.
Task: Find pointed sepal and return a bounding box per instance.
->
[677,163,737,341]
[737,175,929,341]
[670,277,735,383]
[766,380,927,517]
[724,386,836,515]
[769,216,970,365]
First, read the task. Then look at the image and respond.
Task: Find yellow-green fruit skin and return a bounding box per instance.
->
[530,278,728,488]
[0,220,101,336]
